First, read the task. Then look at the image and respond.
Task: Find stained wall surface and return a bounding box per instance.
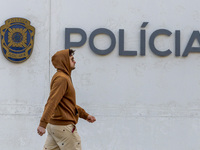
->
[0,0,200,150]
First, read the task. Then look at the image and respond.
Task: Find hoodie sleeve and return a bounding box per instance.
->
[39,76,67,128]
[76,105,89,120]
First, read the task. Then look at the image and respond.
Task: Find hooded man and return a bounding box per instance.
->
[37,49,96,150]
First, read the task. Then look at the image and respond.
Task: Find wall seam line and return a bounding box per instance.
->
[49,0,52,85]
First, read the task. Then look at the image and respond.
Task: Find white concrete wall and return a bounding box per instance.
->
[0,0,200,150]
[0,0,50,149]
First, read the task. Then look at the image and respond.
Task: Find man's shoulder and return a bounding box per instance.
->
[53,72,70,81]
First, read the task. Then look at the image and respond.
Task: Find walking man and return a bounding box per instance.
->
[37,49,96,150]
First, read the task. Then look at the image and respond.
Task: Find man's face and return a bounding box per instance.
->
[69,55,76,70]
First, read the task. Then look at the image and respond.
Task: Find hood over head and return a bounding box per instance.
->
[52,49,71,75]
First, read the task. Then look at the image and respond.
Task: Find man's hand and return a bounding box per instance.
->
[37,126,46,136]
[87,115,96,123]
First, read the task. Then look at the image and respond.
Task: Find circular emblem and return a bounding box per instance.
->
[0,18,35,63]
[12,32,23,43]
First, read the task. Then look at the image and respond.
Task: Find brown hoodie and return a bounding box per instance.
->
[39,49,89,129]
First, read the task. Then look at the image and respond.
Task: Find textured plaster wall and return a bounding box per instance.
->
[0,0,200,150]
[0,0,50,149]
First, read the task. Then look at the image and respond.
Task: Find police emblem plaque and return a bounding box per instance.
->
[0,18,35,63]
